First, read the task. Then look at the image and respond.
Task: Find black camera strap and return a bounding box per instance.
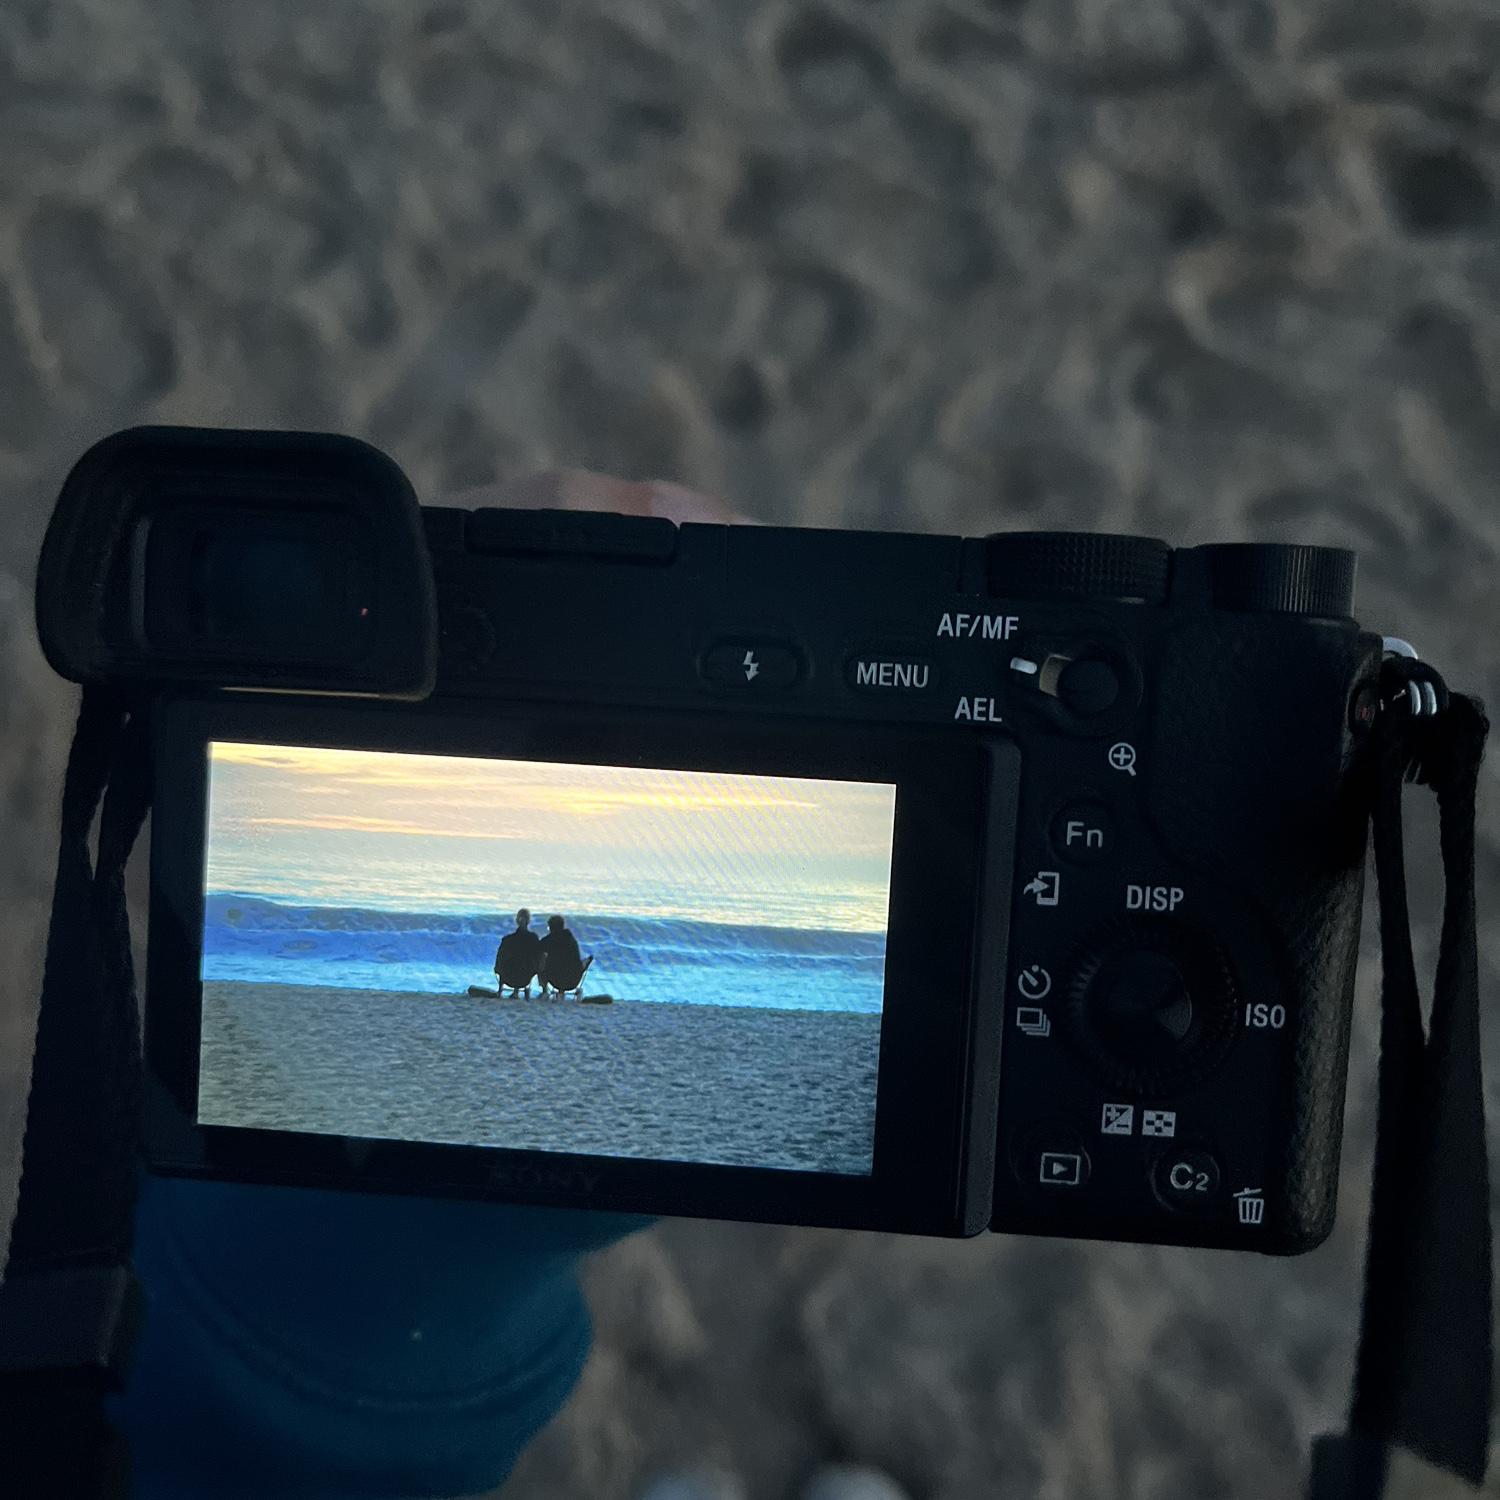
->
[0,688,150,1498]
[1311,659,1492,1497]
[0,667,1490,1499]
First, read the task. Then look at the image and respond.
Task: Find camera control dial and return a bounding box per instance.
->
[1062,916,1239,1096]
[984,532,1170,604]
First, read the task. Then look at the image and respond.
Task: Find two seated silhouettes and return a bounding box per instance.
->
[494,909,592,998]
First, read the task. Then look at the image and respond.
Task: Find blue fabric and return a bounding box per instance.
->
[109,1175,647,1499]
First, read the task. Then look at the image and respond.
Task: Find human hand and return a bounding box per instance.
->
[451,466,745,525]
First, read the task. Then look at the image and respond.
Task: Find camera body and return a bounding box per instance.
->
[42,428,1381,1254]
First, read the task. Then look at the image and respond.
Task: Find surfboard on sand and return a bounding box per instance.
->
[466,985,613,1005]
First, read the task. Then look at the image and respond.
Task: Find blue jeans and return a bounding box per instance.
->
[108,1174,646,1498]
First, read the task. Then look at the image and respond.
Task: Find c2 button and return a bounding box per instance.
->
[1151,1147,1222,1213]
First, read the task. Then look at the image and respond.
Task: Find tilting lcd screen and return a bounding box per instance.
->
[197,742,898,1176]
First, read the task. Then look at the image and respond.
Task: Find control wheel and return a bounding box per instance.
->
[984,531,1170,604]
[1062,916,1239,1096]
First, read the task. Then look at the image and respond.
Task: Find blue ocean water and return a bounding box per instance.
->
[202,893,888,1014]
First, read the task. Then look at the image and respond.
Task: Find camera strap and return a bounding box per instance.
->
[0,688,150,1499]
[1310,658,1492,1497]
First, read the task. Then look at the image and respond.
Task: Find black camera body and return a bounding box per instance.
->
[40,428,1382,1254]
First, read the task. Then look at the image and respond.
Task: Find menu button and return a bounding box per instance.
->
[846,653,936,694]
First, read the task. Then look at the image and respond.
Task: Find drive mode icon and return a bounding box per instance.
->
[1017,964,1052,1001]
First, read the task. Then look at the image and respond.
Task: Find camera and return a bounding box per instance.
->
[38,425,1380,1254]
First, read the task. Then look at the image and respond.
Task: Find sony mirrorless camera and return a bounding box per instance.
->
[37,427,1382,1255]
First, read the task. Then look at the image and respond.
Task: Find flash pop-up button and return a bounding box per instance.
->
[702,641,801,689]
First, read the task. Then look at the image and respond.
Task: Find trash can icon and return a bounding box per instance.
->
[1235,1188,1265,1226]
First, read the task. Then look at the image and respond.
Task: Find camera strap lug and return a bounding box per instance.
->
[1379,637,1448,725]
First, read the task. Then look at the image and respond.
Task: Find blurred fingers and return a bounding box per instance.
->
[450,469,745,525]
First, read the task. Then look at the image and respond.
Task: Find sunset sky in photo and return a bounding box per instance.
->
[204,741,898,931]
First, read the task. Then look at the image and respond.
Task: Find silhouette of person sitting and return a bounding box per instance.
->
[537,914,591,997]
[494,909,543,996]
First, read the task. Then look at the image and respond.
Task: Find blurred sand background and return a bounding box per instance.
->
[0,1,1498,1496]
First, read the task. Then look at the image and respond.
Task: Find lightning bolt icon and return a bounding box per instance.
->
[743,650,760,681]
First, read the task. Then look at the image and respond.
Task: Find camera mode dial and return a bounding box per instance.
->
[984,532,1170,604]
[1062,916,1239,1096]
[1198,543,1356,618]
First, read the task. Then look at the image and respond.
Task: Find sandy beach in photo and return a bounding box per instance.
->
[199,980,882,1174]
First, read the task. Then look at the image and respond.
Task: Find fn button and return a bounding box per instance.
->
[1051,801,1113,865]
[702,640,801,689]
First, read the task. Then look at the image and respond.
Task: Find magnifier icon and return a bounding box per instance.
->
[1109,742,1137,776]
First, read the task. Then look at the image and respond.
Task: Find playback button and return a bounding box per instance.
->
[702,641,801,689]
[1017,1127,1092,1191]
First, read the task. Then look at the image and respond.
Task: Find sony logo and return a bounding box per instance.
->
[487,1163,604,1194]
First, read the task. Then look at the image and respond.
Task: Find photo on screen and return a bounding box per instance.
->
[197,742,898,1175]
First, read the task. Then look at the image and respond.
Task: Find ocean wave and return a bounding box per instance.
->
[201,893,890,1012]
[205,893,886,964]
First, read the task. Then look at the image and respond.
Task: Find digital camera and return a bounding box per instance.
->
[37,427,1382,1255]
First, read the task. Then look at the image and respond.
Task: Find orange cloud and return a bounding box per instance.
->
[245,814,523,839]
[514,785,819,817]
[209,741,854,818]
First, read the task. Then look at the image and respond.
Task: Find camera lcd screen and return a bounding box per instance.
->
[196,741,898,1176]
